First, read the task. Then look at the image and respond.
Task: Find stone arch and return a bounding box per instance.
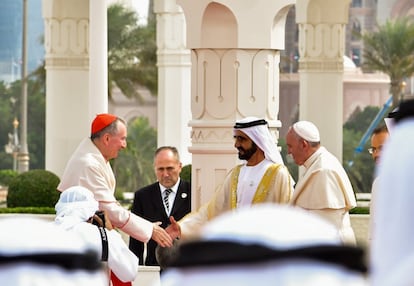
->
[272,5,295,46]
[391,0,414,18]
[300,0,350,23]
[201,3,237,48]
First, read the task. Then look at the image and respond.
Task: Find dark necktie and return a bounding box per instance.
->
[164,189,172,212]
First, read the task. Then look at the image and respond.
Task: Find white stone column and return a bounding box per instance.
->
[296,0,351,161]
[89,0,108,118]
[154,0,192,165]
[43,0,108,177]
[176,0,294,208]
[43,0,90,176]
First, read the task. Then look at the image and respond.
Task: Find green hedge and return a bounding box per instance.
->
[181,164,191,183]
[0,207,55,214]
[350,206,370,214]
[7,169,60,208]
[0,169,18,186]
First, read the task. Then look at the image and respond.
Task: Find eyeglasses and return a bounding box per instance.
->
[368,146,383,154]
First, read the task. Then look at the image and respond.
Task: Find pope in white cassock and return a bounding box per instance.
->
[286,121,357,244]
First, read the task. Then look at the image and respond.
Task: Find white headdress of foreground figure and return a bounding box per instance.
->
[0,217,107,286]
[159,204,368,286]
[55,185,99,230]
[234,117,284,164]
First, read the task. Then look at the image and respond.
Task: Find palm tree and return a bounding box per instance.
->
[360,17,414,109]
[107,4,157,103]
[113,117,157,193]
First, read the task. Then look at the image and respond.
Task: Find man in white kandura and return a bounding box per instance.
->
[166,117,293,240]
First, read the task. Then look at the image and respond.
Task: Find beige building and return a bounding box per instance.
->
[277,0,414,138]
[279,63,390,138]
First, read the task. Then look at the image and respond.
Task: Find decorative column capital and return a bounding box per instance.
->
[155,0,188,52]
[298,23,345,72]
[43,18,89,69]
[295,0,351,73]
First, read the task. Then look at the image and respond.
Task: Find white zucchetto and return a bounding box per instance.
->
[292,121,320,142]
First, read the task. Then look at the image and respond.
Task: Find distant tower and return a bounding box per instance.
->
[0,1,22,83]
[0,0,44,84]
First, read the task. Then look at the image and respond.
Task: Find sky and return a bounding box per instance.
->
[131,0,149,25]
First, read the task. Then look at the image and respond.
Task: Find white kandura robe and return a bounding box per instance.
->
[179,159,293,238]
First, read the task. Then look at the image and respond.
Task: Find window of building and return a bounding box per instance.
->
[352,0,362,7]
[351,19,361,41]
[351,48,361,66]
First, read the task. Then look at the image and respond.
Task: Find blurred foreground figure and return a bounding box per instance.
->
[0,217,106,286]
[371,99,414,286]
[54,186,138,284]
[159,204,368,286]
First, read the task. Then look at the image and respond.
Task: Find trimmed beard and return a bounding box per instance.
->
[238,142,258,161]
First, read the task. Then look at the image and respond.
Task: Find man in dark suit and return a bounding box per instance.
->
[129,146,191,266]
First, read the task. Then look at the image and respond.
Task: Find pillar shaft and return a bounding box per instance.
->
[43,0,108,176]
[89,0,108,115]
[155,0,192,165]
[296,0,351,161]
[175,0,294,208]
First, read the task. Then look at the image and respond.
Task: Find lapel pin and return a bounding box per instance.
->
[181,193,187,199]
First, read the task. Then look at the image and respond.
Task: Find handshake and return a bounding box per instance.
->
[91,210,113,230]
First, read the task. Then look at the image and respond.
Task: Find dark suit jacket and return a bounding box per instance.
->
[129,180,191,266]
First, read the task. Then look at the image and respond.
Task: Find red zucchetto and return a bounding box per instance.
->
[91,113,117,135]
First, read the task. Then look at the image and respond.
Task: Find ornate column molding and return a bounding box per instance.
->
[189,119,281,152]
[155,0,192,164]
[44,18,89,69]
[296,0,351,161]
[156,7,187,50]
[298,23,345,72]
[191,48,281,122]
[189,48,282,154]
[156,0,191,68]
